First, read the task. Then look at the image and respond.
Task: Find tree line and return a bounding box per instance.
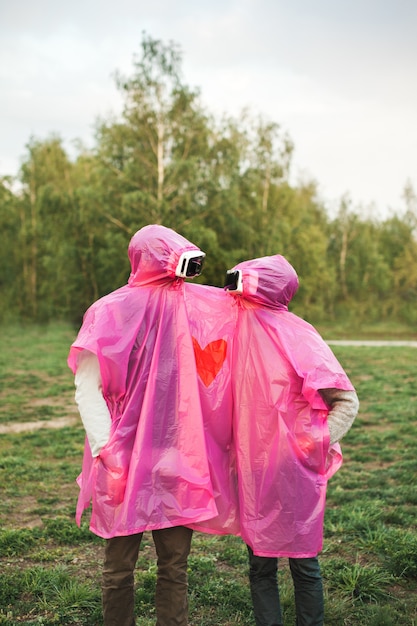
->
[1,34,416,327]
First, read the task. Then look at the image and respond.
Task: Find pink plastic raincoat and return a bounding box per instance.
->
[68,225,237,538]
[229,255,355,557]
[184,283,240,535]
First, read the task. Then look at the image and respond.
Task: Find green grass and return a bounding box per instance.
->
[315,319,417,341]
[0,322,76,425]
[1,323,417,624]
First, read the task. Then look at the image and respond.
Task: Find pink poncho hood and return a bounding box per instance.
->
[127,225,200,286]
[232,253,299,310]
[228,255,355,557]
[68,225,221,538]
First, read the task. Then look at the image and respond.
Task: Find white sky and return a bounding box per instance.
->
[1,0,416,219]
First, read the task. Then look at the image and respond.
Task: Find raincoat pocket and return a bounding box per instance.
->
[291,431,329,476]
[95,450,128,506]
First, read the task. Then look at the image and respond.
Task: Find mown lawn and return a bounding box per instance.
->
[0,323,416,625]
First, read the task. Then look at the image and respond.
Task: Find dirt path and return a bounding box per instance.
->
[0,415,79,434]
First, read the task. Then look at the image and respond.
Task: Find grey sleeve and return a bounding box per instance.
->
[318,388,359,445]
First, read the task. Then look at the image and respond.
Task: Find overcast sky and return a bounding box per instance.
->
[1,0,416,219]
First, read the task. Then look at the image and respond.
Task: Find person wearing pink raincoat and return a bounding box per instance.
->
[68,224,238,626]
[224,255,359,626]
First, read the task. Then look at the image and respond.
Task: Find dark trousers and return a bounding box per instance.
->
[102,526,193,626]
[247,546,324,626]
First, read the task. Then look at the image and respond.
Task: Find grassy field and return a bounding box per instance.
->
[0,323,416,625]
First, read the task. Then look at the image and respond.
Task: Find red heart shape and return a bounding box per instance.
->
[192,338,227,387]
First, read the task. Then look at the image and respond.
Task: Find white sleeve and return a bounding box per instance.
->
[74,350,112,457]
[319,388,359,445]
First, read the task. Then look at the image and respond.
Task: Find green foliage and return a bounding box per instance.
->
[0,565,102,625]
[43,518,100,545]
[372,528,417,578]
[0,528,37,557]
[323,558,394,603]
[0,35,416,326]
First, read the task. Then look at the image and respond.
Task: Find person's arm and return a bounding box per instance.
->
[319,388,359,445]
[74,350,112,457]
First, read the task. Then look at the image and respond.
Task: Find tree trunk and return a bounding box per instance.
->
[29,162,37,317]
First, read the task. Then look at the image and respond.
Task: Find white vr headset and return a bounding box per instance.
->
[224,269,243,293]
[175,250,206,278]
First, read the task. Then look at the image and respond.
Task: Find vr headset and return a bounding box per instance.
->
[224,269,243,293]
[175,250,206,278]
